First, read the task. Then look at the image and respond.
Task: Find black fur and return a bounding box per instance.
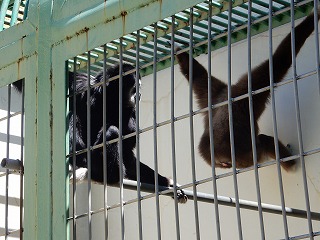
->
[13,63,187,203]
[176,10,319,170]
[68,64,171,186]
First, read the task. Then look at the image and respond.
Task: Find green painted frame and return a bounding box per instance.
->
[0,0,316,239]
[0,0,211,239]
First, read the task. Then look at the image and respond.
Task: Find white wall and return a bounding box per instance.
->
[72,18,320,240]
[0,87,23,240]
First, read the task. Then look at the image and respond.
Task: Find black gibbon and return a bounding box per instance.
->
[13,64,187,203]
[175,10,319,170]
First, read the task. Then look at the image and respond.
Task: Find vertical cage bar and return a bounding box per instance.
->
[227,2,243,239]
[268,1,289,238]
[102,44,109,239]
[119,38,125,240]
[207,2,221,239]
[170,15,181,240]
[86,51,92,240]
[72,57,78,240]
[246,1,265,239]
[135,30,143,240]
[187,9,201,239]
[314,2,320,95]
[0,0,10,30]
[9,0,21,26]
[5,85,11,240]
[19,80,25,240]
[152,22,162,240]
[289,1,314,238]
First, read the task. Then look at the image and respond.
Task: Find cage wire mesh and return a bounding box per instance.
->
[0,80,24,240]
[1,0,319,239]
[65,0,320,239]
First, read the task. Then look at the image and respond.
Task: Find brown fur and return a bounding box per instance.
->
[176,10,319,171]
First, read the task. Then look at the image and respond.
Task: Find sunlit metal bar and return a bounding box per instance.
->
[86,51,92,240]
[67,176,320,223]
[284,231,320,240]
[170,15,181,240]
[19,80,25,240]
[0,0,10,30]
[102,44,108,239]
[268,0,289,238]
[0,111,22,123]
[246,1,265,239]
[289,2,313,239]
[135,30,143,240]
[9,0,21,26]
[120,179,320,221]
[152,22,162,240]
[72,57,78,240]
[187,8,201,240]
[207,1,221,239]
[119,38,125,240]
[227,1,243,239]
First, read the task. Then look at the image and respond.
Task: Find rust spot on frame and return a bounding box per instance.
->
[63,27,89,46]
[121,10,127,17]
[121,11,127,35]
[76,27,89,36]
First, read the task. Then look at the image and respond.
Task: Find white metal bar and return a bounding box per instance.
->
[207,1,221,239]
[170,15,181,240]
[119,38,125,240]
[19,80,25,240]
[268,0,289,238]
[72,57,78,240]
[102,44,109,239]
[135,30,143,240]
[289,1,314,238]
[67,177,320,222]
[86,51,92,240]
[152,22,162,240]
[115,180,320,222]
[246,1,265,239]
[187,8,201,240]
[227,2,243,239]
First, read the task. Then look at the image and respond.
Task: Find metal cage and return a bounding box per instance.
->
[0,0,320,239]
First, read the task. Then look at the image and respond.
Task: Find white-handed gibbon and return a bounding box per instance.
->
[176,9,319,170]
